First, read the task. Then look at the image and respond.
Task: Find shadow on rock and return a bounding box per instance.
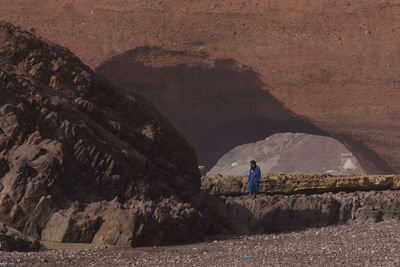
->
[96,46,393,174]
[204,190,400,238]
[96,47,326,172]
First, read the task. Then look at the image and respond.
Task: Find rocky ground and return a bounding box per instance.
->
[0,221,399,266]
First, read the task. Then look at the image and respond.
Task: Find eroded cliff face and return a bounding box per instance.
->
[202,175,400,234]
[0,22,209,247]
[1,0,397,173]
[217,190,400,235]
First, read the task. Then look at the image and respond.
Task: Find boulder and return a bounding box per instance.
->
[0,222,40,252]
[0,22,206,247]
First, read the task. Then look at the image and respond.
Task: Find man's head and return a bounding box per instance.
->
[250,160,257,169]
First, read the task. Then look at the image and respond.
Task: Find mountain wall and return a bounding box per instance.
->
[2,0,394,173]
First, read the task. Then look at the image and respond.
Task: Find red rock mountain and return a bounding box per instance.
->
[1,0,400,174]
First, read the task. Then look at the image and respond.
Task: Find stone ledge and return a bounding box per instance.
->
[201,174,400,196]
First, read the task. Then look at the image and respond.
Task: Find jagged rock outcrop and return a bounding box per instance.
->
[1,0,399,174]
[0,22,208,247]
[201,174,400,196]
[0,222,40,251]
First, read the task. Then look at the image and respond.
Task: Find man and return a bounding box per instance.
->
[248,160,261,198]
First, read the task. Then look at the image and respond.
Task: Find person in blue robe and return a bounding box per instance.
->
[248,160,261,198]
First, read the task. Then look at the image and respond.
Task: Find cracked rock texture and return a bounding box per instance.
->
[202,174,400,235]
[0,22,209,247]
[217,190,400,235]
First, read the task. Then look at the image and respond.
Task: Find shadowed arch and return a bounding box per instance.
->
[96,46,394,174]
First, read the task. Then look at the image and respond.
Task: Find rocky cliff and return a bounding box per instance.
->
[0,22,209,247]
[202,175,400,234]
[218,190,400,234]
[1,0,399,173]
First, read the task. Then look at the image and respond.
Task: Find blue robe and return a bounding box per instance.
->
[248,166,261,193]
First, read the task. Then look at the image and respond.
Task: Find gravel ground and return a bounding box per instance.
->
[1,221,400,266]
